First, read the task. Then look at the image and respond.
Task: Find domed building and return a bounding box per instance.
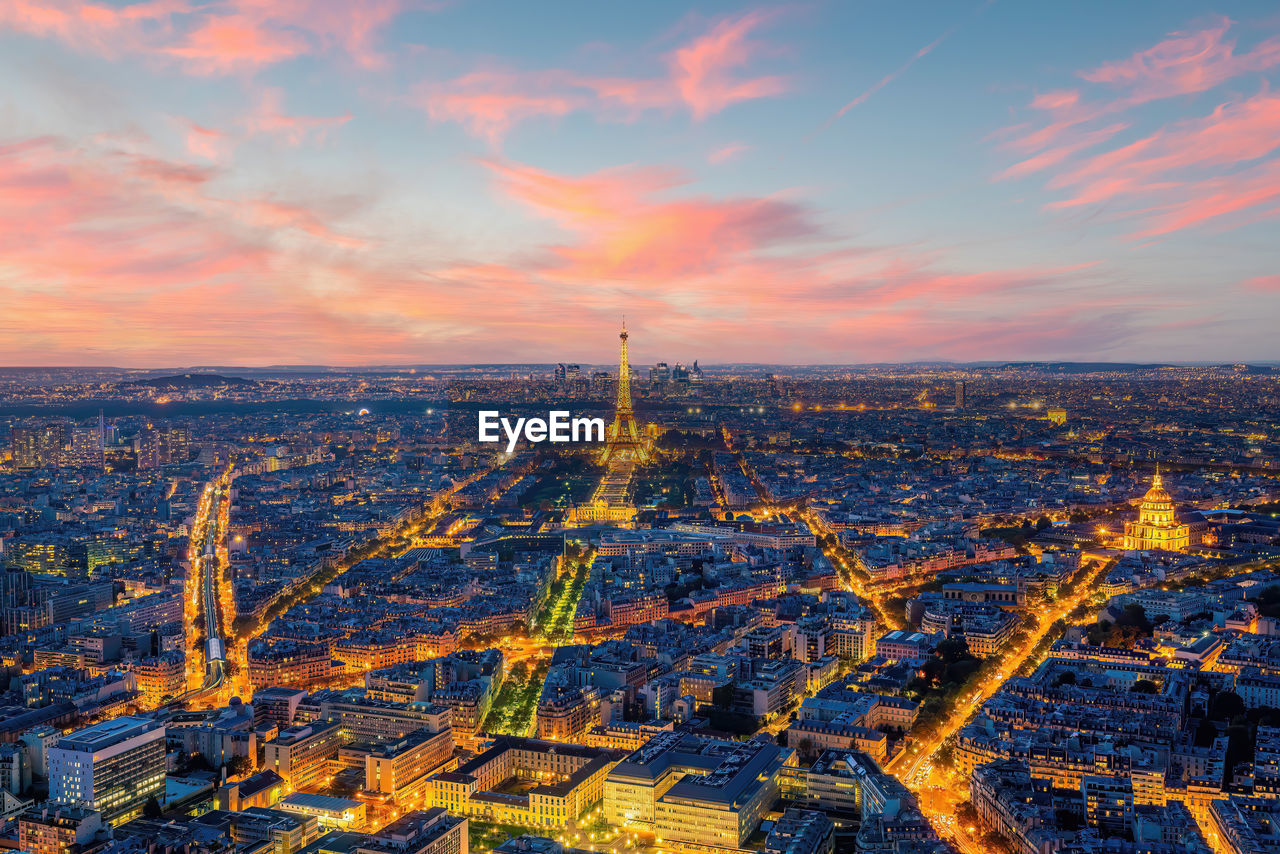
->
[1123,469,1190,551]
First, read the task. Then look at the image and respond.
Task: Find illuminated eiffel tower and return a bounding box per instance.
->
[601,322,645,463]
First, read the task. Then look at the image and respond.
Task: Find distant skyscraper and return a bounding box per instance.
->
[136,424,191,469]
[66,427,104,469]
[955,381,968,409]
[649,362,671,386]
[554,363,582,389]
[11,424,66,469]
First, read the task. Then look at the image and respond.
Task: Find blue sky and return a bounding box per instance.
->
[1,0,1277,365]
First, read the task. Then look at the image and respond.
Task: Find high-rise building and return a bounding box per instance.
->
[65,427,104,469]
[955,381,967,409]
[11,424,66,469]
[48,716,166,825]
[590,371,611,397]
[136,424,191,469]
[554,363,581,388]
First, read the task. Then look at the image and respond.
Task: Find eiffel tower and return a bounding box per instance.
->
[601,322,644,463]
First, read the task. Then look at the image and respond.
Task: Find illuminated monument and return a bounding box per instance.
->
[568,324,647,526]
[1123,467,1190,551]
[601,322,646,464]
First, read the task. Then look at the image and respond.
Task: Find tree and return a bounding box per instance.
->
[225,754,254,777]
[1131,679,1158,694]
[143,796,164,819]
[1211,691,1246,722]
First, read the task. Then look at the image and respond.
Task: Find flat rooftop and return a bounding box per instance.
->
[57,715,161,751]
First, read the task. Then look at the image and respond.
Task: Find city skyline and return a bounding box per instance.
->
[3,0,1280,365]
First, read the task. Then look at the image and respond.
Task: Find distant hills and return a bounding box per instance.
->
[120,373,258,389]
[996,362,1276,374]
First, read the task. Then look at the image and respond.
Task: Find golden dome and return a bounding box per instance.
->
[1141,469,1173,505]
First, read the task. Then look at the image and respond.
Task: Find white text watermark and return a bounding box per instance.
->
[478,410,606,452]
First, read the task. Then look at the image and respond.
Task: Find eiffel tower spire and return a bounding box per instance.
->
[602,323,643,461]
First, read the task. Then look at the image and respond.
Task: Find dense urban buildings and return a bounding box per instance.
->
[0,351,1278,854]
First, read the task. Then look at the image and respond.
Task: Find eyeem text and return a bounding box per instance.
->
[478,410,606,453]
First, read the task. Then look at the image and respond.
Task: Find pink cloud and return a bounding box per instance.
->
[182,120,228,161]
[161,16,309,75]
[417,71,586,144]
[1130,158,1280,238]
[1000,18,1280,159]
[997,122,1129,180]
[482,158,815,282]
[0,135,1129,365]
[0,0,419,74]
[1080,16,1280,102]
[995,18,1280,240]
[417,9,787,141]
[669,9,787,120]
[0,0,187,57]
[1242,275,1280,291]
[1030,90,1080,111]
[1047,89,1280,208]
[708,143,750,164]
[245,88,351,146]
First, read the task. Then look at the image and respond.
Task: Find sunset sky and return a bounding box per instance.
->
[2,0,1279,366]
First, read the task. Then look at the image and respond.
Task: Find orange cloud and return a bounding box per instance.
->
[0,138,1133,364]
[482,158,815,282]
